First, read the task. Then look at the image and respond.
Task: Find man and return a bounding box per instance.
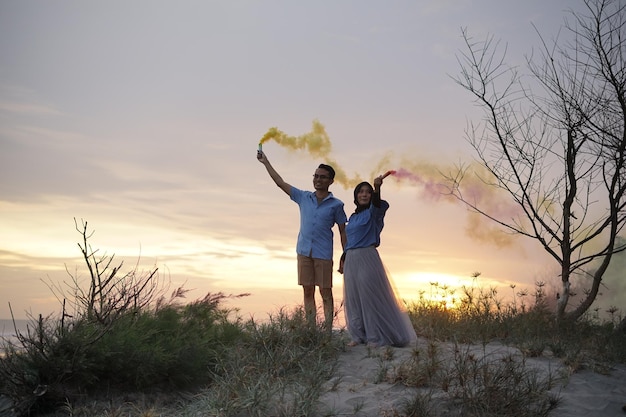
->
[257,150,347,328]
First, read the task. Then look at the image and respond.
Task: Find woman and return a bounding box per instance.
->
[340,174,417,347]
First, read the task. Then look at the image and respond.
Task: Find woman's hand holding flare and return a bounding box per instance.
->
[374,170,395,192]
[374,175,384,189]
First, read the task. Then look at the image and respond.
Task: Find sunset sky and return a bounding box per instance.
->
[1,1,600,321]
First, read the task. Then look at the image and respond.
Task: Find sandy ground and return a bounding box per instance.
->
[316,338,626,417]
[1,337,624,416]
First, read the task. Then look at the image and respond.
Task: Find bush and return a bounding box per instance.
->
[0,220,248,416]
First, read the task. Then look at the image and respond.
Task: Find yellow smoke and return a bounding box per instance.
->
[258,119,525,247]
[465,212,516,246]
[259,119,361,189]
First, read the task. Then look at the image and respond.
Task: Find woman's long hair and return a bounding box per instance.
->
[353,181,373,214]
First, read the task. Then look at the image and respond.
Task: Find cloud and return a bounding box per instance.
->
[0,100,62,116]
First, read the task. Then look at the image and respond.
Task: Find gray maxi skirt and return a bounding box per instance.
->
[343,246,417,347]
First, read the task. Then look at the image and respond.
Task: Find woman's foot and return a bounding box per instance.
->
[347,341,359,347]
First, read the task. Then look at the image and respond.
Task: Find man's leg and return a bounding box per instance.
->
[298,255,317,324]
[320,287,334,331]
[314,257,335,331]
[303,285,316,324]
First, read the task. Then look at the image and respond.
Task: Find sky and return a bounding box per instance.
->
[1,0,607,321]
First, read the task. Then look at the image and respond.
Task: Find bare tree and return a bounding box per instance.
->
[47,218,164,326]
[448,0,626,325]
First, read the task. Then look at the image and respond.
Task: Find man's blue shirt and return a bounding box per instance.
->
[290,187,347,260]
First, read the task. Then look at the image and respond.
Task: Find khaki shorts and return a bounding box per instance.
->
[297,254,333,288]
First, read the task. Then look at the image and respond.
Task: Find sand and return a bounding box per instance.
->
[1,337,624,416]
[316,338,626,416]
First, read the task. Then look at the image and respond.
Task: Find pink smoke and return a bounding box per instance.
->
[386,167,447,201]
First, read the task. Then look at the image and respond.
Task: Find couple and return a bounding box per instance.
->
[257,150,417,348]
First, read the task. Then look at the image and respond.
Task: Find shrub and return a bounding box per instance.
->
[0,220,248,416]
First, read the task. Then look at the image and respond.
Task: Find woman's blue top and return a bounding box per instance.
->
[345,200,389,251]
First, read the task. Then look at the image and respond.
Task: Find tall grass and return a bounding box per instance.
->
[389,278,626,416]
[2,277,625,416]
[0,291,246,416]
[407,279,626,366]
[1,223,625,416]
[179,307,343,417]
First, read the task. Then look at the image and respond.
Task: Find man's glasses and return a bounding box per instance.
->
[313,174,330,180]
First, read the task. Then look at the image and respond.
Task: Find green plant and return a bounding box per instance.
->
[445,346,560,417]
[179,307,342,417]
[0,221,248,416]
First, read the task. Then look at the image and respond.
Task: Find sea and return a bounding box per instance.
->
[0,320,39,415]
[0,319,30,346]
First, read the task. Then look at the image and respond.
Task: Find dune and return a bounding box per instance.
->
[316,338,626,416]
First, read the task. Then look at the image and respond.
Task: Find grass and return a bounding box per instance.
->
[181,307,342,417]
[1,225,625,416]
[1,300,344,417]
[1,283,625,417]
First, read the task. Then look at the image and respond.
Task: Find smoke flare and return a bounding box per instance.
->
[258,119,523,247]
[259,119,361,188]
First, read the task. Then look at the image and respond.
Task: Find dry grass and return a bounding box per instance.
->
[2,279,625,417]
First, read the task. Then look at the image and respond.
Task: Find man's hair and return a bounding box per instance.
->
[318,163,336,180]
